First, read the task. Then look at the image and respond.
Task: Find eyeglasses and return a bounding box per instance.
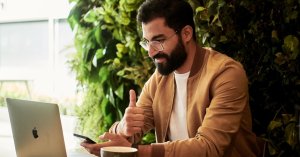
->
[139,31,178,51]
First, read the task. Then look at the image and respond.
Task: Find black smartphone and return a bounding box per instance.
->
[73,133,96,144]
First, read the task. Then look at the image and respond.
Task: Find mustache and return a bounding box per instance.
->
[153,52,169,60]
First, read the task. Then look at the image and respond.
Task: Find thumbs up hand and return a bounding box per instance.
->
[129,89,137,107]
[117,89,144,137]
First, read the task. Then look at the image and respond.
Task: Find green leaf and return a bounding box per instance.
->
[116,69,125,76]
[268,143,277,156]
[196,6,206,13]
[207,0,217,15]
[115,84,124,100]
[117,13,131,26]
[84,9,98,23]
[116,51,123,58]
[211,14,219,24]
[67,5,82,30]
[281,114,293,125]
[142,132,156,144]
[119,0,142,12]
[285,122,297,147]
[103,15,114,24]
[113,58,121,67]
[98,67,109,83]
[207,0,215,8]
[218,0,225,9]
[101,98,109,116]
[267,120,282,131]
[219,35,227,42]
[96,49,104,59]
[116,43,125,54]
[95,27,104,47]
[95,7,106,16]
[108,88,116,107]
[283,35,299,59]
[126,0,136,4]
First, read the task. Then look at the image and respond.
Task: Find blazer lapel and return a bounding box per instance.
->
[153,74,175,142]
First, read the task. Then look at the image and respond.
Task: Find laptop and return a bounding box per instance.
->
[6,98,92,157]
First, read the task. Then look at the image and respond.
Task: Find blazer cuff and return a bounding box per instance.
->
[108,121,135,143]
[151,143,165,157]
[109,121,120,134]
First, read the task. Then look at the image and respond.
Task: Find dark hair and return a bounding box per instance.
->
[137,0,196,40]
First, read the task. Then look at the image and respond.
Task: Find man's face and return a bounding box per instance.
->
[141,18,187,75]
[153,38,187,75]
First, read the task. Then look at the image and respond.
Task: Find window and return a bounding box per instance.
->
[0,18,78,108]
[0,20,49,74]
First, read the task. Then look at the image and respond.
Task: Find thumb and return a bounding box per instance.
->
[129,89,136,107]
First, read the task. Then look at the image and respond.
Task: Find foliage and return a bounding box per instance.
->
[193,0,300,156]
[266,112,300,156]
[68,0,300,154]
[67,0,155,142]
[0,82,32,107]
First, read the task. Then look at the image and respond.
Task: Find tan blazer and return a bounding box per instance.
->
[110,46,259,157]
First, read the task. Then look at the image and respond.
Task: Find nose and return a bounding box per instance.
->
[148,45,158,58]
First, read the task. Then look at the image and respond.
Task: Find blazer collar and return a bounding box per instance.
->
[189,46,206,77]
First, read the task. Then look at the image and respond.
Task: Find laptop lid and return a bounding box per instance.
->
[6,98,67,157]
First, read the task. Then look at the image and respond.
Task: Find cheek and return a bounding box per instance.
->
[164,41,178,53]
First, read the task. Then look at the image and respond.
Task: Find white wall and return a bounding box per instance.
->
[0,0,71,22]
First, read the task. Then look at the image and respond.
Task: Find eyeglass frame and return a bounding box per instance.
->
[139,31,178,51]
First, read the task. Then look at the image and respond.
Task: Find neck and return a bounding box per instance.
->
[175,40,197,74]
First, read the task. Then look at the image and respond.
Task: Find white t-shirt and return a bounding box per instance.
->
[168,71,190,141]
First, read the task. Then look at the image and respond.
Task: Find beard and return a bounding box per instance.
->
[152,39,187,75]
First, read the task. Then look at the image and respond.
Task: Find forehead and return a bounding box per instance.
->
[141,18,174,40]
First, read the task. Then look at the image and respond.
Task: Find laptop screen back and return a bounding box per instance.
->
[6,98,67,157]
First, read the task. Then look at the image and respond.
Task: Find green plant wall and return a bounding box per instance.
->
[67,0,155,142]
[68,0,299,156]
[192,0,299,156]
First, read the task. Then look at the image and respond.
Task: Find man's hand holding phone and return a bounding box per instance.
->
[79,132,132,156]
[78,90,143,156]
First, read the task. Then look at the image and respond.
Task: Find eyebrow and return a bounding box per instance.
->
[143,34,165,42]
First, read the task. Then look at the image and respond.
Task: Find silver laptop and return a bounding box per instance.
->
[6,98,68,157]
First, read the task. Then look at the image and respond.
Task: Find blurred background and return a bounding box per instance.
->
[0,0,80,114]
[0,0,82,156]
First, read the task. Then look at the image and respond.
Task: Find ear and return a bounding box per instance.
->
[180,25,193,43]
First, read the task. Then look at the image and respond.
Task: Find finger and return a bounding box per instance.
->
[127,120,144,127]
[129,89,136,107]
[99,132,119,141]
[80,142,99,155]
[126,127,142,134]
[80,141,90,148]
[125,107,144,114]
[80,142,99,149]
[125,114,145,123]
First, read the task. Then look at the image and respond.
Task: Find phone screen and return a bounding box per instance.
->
[73,133,96,144]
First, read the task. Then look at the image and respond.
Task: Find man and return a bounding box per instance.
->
[81,0,259,156]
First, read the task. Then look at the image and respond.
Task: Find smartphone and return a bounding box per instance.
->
[73,133,96,144]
